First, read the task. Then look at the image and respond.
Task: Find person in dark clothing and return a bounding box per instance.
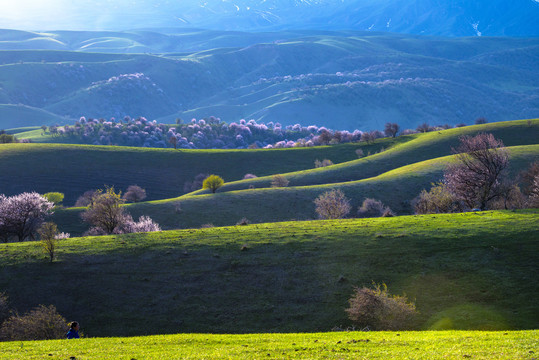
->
[66,321,80,339]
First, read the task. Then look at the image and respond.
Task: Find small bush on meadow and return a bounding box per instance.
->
[314,189,351,219]
[74,190,99,207]
[346,283,417,331]
[236,217,250,226]
[357,198,392,218]
[355,148,364,158]
[0,292,9,327]
[243,173,257,179]
[314,159,334,168]
[271,174,289,188]
[0,305,67,341]
[413,182,463,214]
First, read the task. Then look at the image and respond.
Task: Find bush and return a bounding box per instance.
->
[74,190,99,207]
[114,215,161,234]
[202,175,225,193]
[80,187,126,234]
[0,292,9,327]
[314,189,351,219]
[236,217,250,226]
[413,182,463,214]
[38,222,59,263]
[243,173,257,179]
[346,283,417,331]
[314,159,334,168]
[43,192,64,207]
[271,174,289,188]
[0,305,67,341]
[122,185,147,203]
[183,173,209,193]
[357,198,392,218]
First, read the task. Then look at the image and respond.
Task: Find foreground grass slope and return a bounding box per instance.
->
[1,211,537,337]
[0,331,537,359]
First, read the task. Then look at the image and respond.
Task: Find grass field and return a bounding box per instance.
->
[1,210,537,337]
[0,331,537,359]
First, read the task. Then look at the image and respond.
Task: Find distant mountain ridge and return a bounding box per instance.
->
[0,29,538,130]
[1,0,537,37]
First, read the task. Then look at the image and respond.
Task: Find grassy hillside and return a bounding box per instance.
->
[1,31,538,129]
[194,119,539,194]
[0,331,536,359]
[0,104,71,129]
[0,140,385,205]
[1,211,537,337]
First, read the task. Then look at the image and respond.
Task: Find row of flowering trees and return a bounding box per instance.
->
[40,116,461,150]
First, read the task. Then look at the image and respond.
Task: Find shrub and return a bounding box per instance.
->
[0,292,9,327]
[346,283,417,331]
[413,182,463,214]
[80,187,126,234]
[271,174,289,188]
[243,173,257,179]
[0,305,67,341]
[519,161,539,196]
[38,222,58,263]
[114,215,161,234]
[236,217,250,226]
[122,185,147,203]
[355,149,364,158]
[475,117,488,124]
[43,192,64,207]
[74,190,99,207]
[202,175,225,193]
[314,189,351,219]
[314,159,334,168]
[183,173,209,193]
[357,198,392,218]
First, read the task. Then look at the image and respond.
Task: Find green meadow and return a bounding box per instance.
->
[0,331,537,359]
[1,210,537,337]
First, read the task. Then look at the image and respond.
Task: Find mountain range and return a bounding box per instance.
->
[0,29,538,130]
[1,0,538,37]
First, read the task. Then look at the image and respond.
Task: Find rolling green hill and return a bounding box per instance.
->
[2,119,538,233]
[1,30,538,130]
[1,210,537,337]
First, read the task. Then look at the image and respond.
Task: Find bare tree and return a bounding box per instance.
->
[80,187,126,234]
[38,222,58,263]
[444,133,509,210]
[314,189,351,219]
[271,174,289,188]
[384,123,400,138]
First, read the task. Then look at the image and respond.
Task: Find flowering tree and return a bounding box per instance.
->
[314,189,351,219]
[444,133,509,210]
[0,192,54,242]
